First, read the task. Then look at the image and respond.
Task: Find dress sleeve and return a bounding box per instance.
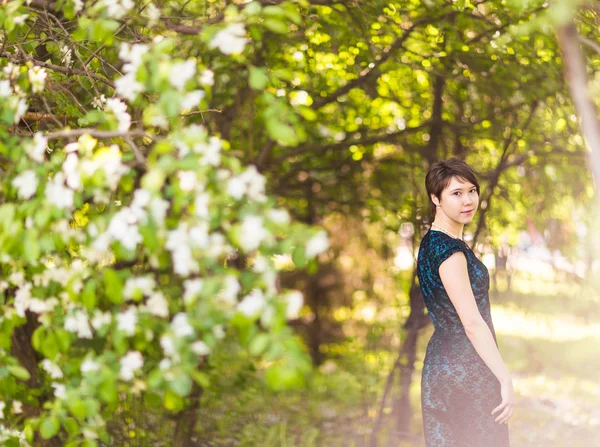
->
[435,238,468,273]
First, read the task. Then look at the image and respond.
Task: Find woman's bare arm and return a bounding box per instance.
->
[439,251,510,383]
[439,251,515,423]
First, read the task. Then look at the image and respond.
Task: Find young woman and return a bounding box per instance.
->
[416,158,513,447]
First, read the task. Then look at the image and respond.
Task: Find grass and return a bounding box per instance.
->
[185,273,600,446]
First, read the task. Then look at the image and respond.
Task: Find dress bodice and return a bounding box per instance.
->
[417,229,497,364]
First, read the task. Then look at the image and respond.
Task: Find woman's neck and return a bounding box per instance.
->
[431,219,464,239]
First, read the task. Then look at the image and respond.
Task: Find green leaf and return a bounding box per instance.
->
[292,246,306,268]
[263,18,288,34]
[40,416,60,439]
[81,279,97,311]
[67,397,87,419]
[249,333,270,356]
[190,371,210,388]
[169,372,192,397]
[249,66,268,90]
[104,268,123,304]
[163,388,184,412]
[7,365,30,381]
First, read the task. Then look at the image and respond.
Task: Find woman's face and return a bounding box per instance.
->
[432,176,479,223]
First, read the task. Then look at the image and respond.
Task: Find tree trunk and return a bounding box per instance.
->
[391,275,430,437]
[172,383,204,447]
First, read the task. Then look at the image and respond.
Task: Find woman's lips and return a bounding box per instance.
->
[462,210,473,214]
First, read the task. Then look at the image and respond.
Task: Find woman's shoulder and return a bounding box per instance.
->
[420,229,468,267]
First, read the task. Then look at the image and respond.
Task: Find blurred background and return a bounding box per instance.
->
[5,0,600,446]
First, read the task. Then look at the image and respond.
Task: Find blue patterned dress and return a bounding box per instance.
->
[416,229,510,447]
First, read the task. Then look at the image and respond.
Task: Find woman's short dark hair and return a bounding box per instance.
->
[425,158,480,219]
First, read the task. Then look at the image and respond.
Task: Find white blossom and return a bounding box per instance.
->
[14,283,32,317]
[171,312,194,338]
[108,208,142,251]
[268,208,290,225]
[194,192,210,219]
[193,136,221,166]
[91,311,112,330]
[73,0,84,13]
[239,215,269,252]
[41,359,63,379]
[218,275,240,306]
[237,288,265,317]
[81,358,100,374]
[64,310,93,339]
[45,172,74,209]
[160,334,176,357]
[191,341,211,356]
[306,231,330,258]
[181,90,205,109]
[3,63,19,80]
[115,73,144,101]
[169,59,196,90]
[51,382,66,399]
[80,144,129,190]
[103,0,135,19]
[28,66,46,93]
[199,69,214,86]
[13,97,28,124]
[12,170,38,200]
[150,197,169,224]
[209,22,249,55]
[212,324,225,339]
[119,351,143,381]
[116,307,137,336]
[92,94,106,109]
[143,3,161,27]
[145,291,169,318]
[285,291,304,319]
[62,153,81,190]
[177,170,197,192]
[11,401,22,415]
[60,44,73,68]
[0,80,12,97]
[105,98,131,132]
[183,278,203,305]
[124,276,155,300]
[227,165,266,201]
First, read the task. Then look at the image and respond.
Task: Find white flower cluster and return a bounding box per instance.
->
[119,351,143,381]
[45,172,74,209]
[239,215,270,252]
[166,223,233,277]
[237,288,266,317]
[105,98,131,132]
[27,66,47,94]
[12,170,38,200]
[116,43,148,101]
[64,309,93,339]
[1,64,28,123]
[102,0,134,19]
[0,424,29,446]
[117,307,137,336]
[79,144,129,191]
[174,125,222,165]
[169,59,196,91]
[24,132,48,163]
[209,22,249,55]
[305,231,330,258]
[41,359,63,379]
[227,165,266,202]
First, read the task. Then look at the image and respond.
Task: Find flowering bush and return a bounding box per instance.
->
[0,1,324,445]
